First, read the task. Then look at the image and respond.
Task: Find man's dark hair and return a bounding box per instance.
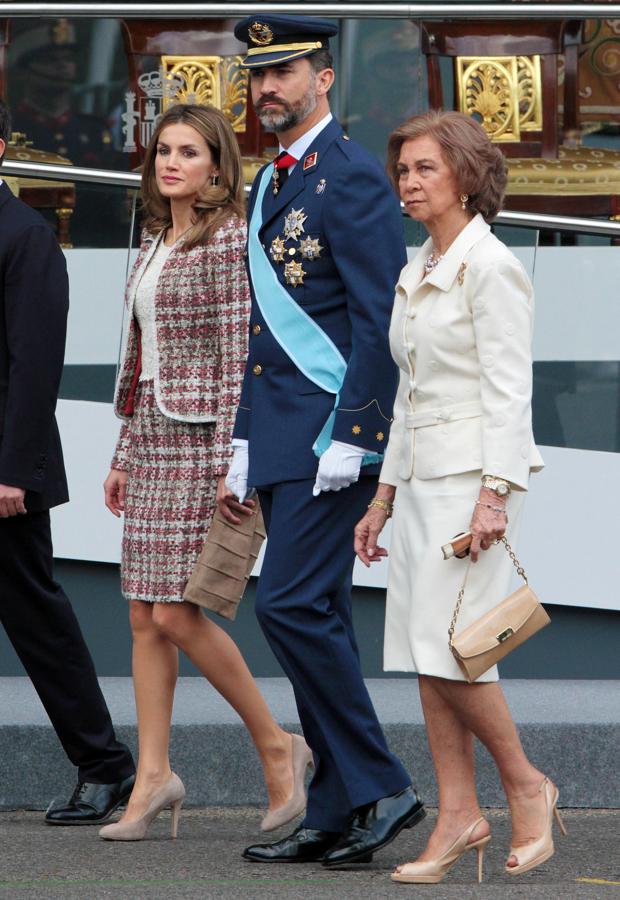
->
[309,47,334,74]
[0,100,11,163]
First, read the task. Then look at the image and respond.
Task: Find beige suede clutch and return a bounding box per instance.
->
[448,538,550,683]
[183,502,266,621]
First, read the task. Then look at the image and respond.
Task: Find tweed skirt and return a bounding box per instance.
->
[384,470,525,682]
[121,380,218,603]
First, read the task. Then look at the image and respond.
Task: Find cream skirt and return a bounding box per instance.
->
[384,470,525,682]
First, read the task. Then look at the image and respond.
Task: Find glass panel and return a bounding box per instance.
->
[529,226,620,454]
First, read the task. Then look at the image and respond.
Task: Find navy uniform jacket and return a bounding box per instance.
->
[0,181,69,511]
[233,117,407,487]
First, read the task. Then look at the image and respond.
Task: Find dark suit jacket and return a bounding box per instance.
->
[0,180,69,511]
[233,118,407,487]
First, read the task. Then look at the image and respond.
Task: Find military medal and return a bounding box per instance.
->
[270,236,286,262]
[283,207,307,240]
[315,179,327,195]
[284,260,306,286]
[299,236,323,260]
[272,166,280,196]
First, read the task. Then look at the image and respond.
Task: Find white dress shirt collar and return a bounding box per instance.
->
[279,112,333,172]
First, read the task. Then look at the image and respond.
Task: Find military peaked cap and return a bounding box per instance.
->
[234,14,338,68]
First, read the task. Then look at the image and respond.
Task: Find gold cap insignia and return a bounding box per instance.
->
[249,22,274,46]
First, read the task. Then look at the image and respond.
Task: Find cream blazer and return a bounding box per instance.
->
[380,214,544,491]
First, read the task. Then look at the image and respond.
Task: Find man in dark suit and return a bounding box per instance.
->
[223,16,424,867]
[0,100,135,824]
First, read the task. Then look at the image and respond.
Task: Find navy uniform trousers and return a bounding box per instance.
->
[256,478,410,832]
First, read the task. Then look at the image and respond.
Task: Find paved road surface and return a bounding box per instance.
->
[1,807,618,898]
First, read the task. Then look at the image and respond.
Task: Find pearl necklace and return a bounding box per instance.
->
[424,249,443,275]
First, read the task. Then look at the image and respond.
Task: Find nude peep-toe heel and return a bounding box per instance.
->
[391,817,491,884]
[260,734,314,832]
[98,773,186,841]
[505,777,567,876]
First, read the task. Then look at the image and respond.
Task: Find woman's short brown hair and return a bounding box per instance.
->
[141,103,245,248]
[387,110,508,221]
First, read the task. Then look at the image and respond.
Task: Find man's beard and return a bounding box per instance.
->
[255,78,318,133]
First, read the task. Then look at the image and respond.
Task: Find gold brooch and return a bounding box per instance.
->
[299,237,323,260]
[352,425,362,435]
[284,260,306,287]
[249,21,274,45]
[457,262,467,286]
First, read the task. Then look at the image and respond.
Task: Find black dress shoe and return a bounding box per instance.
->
[45,774,136,825]
[243,826,343,863]
[322,785,425,867]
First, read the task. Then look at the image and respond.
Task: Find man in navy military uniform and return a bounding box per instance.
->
[222,16,424,866]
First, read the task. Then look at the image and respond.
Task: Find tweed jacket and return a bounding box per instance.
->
[112,215,250,475]
[380,214,544,491]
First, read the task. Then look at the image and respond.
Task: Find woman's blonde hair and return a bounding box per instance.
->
[387,110,508,221]
[141,103,245,247]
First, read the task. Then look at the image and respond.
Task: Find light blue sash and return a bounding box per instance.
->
[248,165,381,464]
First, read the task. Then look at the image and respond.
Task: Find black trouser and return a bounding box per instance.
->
[0,511,134,784]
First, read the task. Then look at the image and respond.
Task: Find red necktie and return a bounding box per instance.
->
[274,151,298,170]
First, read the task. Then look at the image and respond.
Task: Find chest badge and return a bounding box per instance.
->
[315,178,327,195]
[283,207,307,241]
[299,236,323,260]
[270,236,286,262]
[284,260,306,287]
[457,262,467,286]
[303,152,318,171]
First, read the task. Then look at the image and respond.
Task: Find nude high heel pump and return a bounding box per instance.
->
[260,734,314,832]
[391,817,491,884]
[98,773,186,841]
[505,777,567,876]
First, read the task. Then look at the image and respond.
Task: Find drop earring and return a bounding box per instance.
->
[211,173,220,186]
[460,193,469,210]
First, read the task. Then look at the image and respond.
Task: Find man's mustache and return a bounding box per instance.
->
[256,96,289,111]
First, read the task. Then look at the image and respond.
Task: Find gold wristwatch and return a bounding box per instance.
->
[481,475,511,498]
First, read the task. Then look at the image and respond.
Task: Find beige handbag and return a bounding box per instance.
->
[183,502,266,621]
[448,538,550,683]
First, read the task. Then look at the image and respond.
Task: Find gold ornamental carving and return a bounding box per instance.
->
[456,54,543,142]
[161,55,249,133]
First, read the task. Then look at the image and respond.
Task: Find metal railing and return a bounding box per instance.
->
[5,158,620,236]
[2,3,620,18]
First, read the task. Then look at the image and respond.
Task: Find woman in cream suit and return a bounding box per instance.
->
[355,112,565,884]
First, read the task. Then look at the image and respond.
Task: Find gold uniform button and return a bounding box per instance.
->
[252,324,261,336]
[288,247,296,256]
[252,364,263,376]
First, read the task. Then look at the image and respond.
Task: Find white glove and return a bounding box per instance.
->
[312,441,368,497]
[225,439,249,503]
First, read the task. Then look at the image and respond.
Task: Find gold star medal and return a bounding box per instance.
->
[299,237,323,260]
[284,260,306,287]
[270,236,286,262]
[283,208,307,241]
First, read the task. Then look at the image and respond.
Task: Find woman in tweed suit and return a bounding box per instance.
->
[101,105,310,840]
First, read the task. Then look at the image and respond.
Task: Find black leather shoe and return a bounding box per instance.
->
[45,774,136,825]
[322,785,425,867]
[243,826,343,863]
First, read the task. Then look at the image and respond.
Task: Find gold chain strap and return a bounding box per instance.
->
[448,537,528,649]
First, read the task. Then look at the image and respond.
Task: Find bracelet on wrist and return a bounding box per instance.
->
[475,499,507,515]
[368,498,393,518]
